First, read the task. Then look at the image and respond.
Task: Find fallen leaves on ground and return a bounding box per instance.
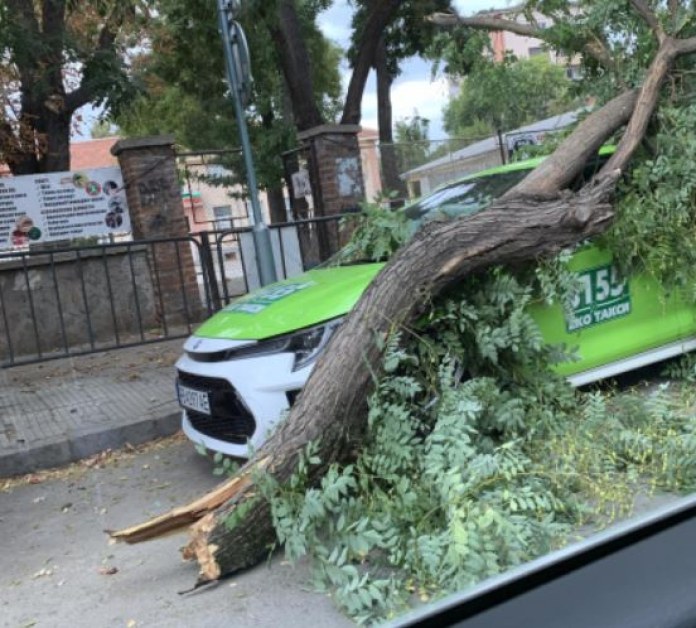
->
[0,433,186,492]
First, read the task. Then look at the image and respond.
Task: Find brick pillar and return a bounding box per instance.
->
[298,124,365,260]
[111,136,204,325]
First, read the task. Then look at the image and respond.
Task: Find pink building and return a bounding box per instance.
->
[482,5,582,79]
[358,127,382,203]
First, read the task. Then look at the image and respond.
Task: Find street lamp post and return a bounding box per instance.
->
[216,0,277,286]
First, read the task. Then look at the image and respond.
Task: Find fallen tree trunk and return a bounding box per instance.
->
[112,90,644,586]
[178,44,671,584]
[111,16,696,587]
[181,174,622,583]
[110,88,636,549]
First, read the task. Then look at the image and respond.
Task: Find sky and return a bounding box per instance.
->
[317,0,512,140]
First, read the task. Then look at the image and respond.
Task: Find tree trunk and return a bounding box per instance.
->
[39,110,71,173]
[266,185,288,224]
[184,175,623,582]
[267,0,325,131]
[374,35,408,206]
[7,109,70,175]
[169,82,643,582]
[341,0,403,126]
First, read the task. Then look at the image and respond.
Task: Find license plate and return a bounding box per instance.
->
[177,383,211,415]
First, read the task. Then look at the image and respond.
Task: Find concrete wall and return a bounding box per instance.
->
[0,247,157,359]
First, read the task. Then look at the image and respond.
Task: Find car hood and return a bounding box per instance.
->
[193,263,385,340]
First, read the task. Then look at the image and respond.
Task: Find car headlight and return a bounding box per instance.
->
[222,318,344,371]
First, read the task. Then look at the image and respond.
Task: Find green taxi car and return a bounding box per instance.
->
[176,150,696,456]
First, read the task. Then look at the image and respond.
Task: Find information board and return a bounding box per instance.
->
[0,167,131,249]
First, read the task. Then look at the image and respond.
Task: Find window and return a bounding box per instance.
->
[213,205,233,230]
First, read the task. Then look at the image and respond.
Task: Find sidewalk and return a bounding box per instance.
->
[0,340,186,477]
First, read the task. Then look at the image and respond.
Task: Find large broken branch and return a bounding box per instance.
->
[427,11,617,71]
[178,174,620,584]
[507,89,637,199]
[109,457,269,544]
[112,5,696,588]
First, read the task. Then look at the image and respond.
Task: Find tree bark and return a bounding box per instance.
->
[40,111,71,173]
[374,35,408,206]
[341,0,403,125]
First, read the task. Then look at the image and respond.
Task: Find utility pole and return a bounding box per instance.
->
[216,0,277,286]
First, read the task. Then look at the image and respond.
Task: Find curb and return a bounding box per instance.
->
[0,411,182,478]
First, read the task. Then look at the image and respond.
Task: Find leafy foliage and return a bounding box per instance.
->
[444,55,576,138]
[601,105,696,297]
[255,265,696,623]
[332,203,411,265]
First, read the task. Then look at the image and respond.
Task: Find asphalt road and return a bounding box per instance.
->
[0,435,352,628]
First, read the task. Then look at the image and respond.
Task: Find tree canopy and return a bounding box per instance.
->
[444,54,576,137]
[0,0,145,174]
[115,0,342,221]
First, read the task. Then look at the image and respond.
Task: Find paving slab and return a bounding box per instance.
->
[0,341,186,477]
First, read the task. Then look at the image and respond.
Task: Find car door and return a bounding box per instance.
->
[529,243,694,382]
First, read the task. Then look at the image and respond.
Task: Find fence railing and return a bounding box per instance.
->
[0,237,209,367]
[205,213,347,304]
[0,214,348,367]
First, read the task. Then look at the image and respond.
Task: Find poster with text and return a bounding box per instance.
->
[0,167,130,249]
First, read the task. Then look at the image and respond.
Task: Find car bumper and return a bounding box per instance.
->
[175,337,311,457]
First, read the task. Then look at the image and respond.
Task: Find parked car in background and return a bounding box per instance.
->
[175,149,696,456]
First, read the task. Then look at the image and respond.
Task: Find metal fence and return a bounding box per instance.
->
[0,237,212,367]
[359,126,570,205]
[204,214,347,305]
[0,214,347,368]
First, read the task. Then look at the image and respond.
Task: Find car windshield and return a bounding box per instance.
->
[403,168,531,225]
[325,167,534,268]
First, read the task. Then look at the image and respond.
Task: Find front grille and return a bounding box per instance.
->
[177,370,256,444]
